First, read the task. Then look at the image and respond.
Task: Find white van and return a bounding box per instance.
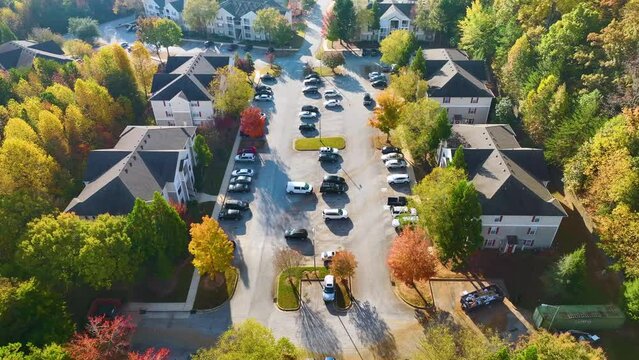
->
[286,181,313,194]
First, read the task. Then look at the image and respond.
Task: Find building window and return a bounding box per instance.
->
[464,118,475,124]
[484,239,496,247]
[471,97,479,103]
[243,18,249,24]
[468,108,477,114]
[494,216,502,222]
[532,216,540,223]
[443,97,451,103]
[523,239,535,247]
[244,25,250,30]
[527,227,537,235]
[228,30,233,36]
[488,227,499,235]
[401,20,409,27]
[226,16,233,21]
[245,33,251,38]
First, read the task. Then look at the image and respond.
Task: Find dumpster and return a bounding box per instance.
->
[533,304,625,331]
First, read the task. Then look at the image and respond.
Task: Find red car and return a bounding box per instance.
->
[237,146,257,155]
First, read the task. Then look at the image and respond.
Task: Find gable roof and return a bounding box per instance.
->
[445,124,520,149]
[377,1,415,18]
[219,0,287,17]
[0,40,71,70]
[422,48,493,98]
[65,126,196,217]
[168,0,184,11]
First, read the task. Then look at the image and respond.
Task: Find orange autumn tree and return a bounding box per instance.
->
[369,90,404,141]
[387,228,436,286]
[240,107,266,138]
[329,250,358,283]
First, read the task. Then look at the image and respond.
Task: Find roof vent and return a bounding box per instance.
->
[124,168,128,173]
[133,155,137,160]
[129,162,133,167]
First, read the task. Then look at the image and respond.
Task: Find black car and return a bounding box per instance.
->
[284,228,308,240]
[218,208,242,220]
[302,86,319,94]
[226,43,238,51]
[244,44,253,51]
[261,73,276,82]
[204,40,214,48]
[361,48,370,56]
[229,176,252,184]
[228,183,250,192]
[370,49,381,56]
[319,153,339,162]
[381,146,402,154]
[363,93,373,106]
[301,105,320,113]
[255,84,272,92]
[299,123,316,131]
[303,77,321,85]
[387,196,407,207]
[323,175,346,184]
[223,200,249,211]
[371,80,387,88]
[320,182,347,194]
[256,88,273,95]
[304,73,320,80]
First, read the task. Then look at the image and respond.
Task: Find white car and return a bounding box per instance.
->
[385,159,407,169]
[387,174,410,184]
[321,250,337,261]
[324,89,340,98]
[324,99,341,108]
[298,111,318,119]
[235,153,256,162]
[390,206,417,218]
[322,208,349,220]
[254,94,273,101]
[368,71,382,80]
[381,152,404,161]
[392,215,419,228]
[231,168,255,177]
[319,147,339,154]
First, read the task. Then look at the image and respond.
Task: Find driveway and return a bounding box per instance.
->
[132,0,421,358]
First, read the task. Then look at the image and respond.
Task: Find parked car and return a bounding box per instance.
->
[319,147,338,154]
[228,183,250,192]
[235,153,256,162]
[385,159,407,169]
[323,175,346,184]
[204,40,214,48]
[368,71,382,80]
[319,153,340,162]
[303,78,321,86]
[387,174,410,184]
[226,43,239,51]
[381,152,404,161]
[286,181,313,194]
[255,84,272,93]
[363,93,373,106]
[218,208,242,220]
[237,146,257,154]
[323,275,336,302]
[387,196,408,207]
[223,199,249,211]
[305,73,320,80]
[266,46,275,54]
[390,206,417,218]
[460,284,504,312]
[243,44,253,51]
[299,123,316,132]
[302,86,319,94]
[370,49,381,56]
[371,79,388,88]
[321,250,337,261]
[254,94,273,101]
[381,146,401,154]
[120,42,129,49]
[322,208,348,220]
[260,73,276,81]
[256,88,273,95]
[299,111,318,119]
[324,89,340,98]
[324,99,341,108]
[231,168,255,177]
[284,228,308,240]
[392,215,419,229]
[320,182,347,194]
[361,48,371,56]
[229,176,252,184]
[301,105,320,113]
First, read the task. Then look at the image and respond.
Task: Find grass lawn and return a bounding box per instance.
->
[312,65,343,76]
[193,267,238,310]
[294,136,346,151]
[197,125,237,195]
[393,280,433,308]
[277,267,330,310]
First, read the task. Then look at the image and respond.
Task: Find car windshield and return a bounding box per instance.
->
[324,286,335,294]
[303,184,310,189]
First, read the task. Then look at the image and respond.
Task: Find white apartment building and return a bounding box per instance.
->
[209,0,292,41]
[143,0,185,25]
[359,0,434,42]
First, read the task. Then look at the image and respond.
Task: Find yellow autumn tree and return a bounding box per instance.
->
[189,216,234,277]
[0,138,59,195]
[129,41,157,95]
[37,110,70,163]
[3,118,39,143]
[369,90,404,141]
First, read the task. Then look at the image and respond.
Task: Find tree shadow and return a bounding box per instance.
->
[348,300,398,359]
[297,298,343,357]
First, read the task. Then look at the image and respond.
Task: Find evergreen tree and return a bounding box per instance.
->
[333,0,357,43]
[450,145,466,170]
[410,47,427,77]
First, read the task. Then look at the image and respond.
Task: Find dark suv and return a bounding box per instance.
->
[320,182,347,194]
[223,200,249,211]
[363,93,373,106]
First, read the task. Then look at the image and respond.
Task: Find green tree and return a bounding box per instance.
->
[499,34,536,99]
[513,330,605,359]
[183,0,219,34]
[0,342,70,359]
[415,320,507,360]
[369,90,404,141]
[150,192,189,262]
[333,0,357,43]
[192,319,299,360]
[322,10,339,44]
[321,51,345,72]
[458,0,498,60]
[194,134,213,168]
[380,29,415,66]
[624,278,639,321]
[416,0,471,44]
[68,17,100,43]
[0,277,74,347]
[0,21,17,43]
[413,167,482,267]
[389,69,428,102]
[409,47,427,77]
[272,20,295,47]
[253,8,292,46]
[542,246,587,301]
[370,0,380,30]
[449,146,466,170]
[398,98,450,161]
[494,97,516,125]
[137,17,183,63]
[62,39,93,59]
[210,66,254,116]
[520,74,570,144]
[0,75,14,106]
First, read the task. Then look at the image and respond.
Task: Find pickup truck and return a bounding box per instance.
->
[460,285,504,312]
[387,196,407,207]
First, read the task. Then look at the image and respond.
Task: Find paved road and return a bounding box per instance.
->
[131,1,421,358]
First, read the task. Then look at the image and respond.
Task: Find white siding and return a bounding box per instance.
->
[430,96,492,124]
[481,215,563,251]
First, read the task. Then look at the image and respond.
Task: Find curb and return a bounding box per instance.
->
[195,267,240,313]
[334,276,354,311]
[275,270,301,312]
[391,281,429,310]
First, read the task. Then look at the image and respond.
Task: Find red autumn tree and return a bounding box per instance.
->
[387,228,437,286]
[240,107,265,138]
[128,348,171,360]
[170,200,190,224]
[67,315,135,360]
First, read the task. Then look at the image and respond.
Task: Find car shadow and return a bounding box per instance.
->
[325,218,354,236]
[286,238,314,256]
[320,192,351,207]
[304,92,322,99]
[320,159,342,173]
[301,129,319,137]
[388,182,412,194]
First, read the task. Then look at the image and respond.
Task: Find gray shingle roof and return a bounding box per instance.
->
[376,1,415,18]
[0,40,71,70]
[170,0,184,12]
[422,48,493,98]
[445,124,520,149]
[219,0,287,17]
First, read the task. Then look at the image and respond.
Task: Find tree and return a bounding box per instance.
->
[542,246,587,301]
[415,320,507,360]
[321,10,339,44]
[410,47,427,77]
[113,0,145,14]
[3,117,39,143]
[624,278,639,321]
[494,97,516,125]
[398,98,450,160]
[68,17,100,43]
[416,0,471,44]
[413,167,482,267]
[66,315,135,360]
[0,277,74,347]
[449,146,466,170]
[321,51,345,72]
[63,39,93,59]
[29,27,64,45]
[330,251,357,281]
[240,107,266,138]
[192,319,299,360]
[369,90,404,141]
[389,69,428,102]
[520,75,570,144]
[234,53,255,74]
[189,216,234,277]
[380,29,415,66]
[333,0,357,43]
[370,0,380,30]
[253,8,292,46]
[0,138,59,196]
[597,204,639,278]
[513,330,605,359]
[183,0,219,34]
[387,228,436,286]
[273,247,303,283]
[36,109,70,164]
[210,66,254,116]
[137,17,182,63]
[129,41,157,95]
[128,348,171,360]
[0,342,70,359]
[0,74,13,106]
[194,134,213,168]
[0,21,17,43]
[499,34,536,99]
[458,0,499,61]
